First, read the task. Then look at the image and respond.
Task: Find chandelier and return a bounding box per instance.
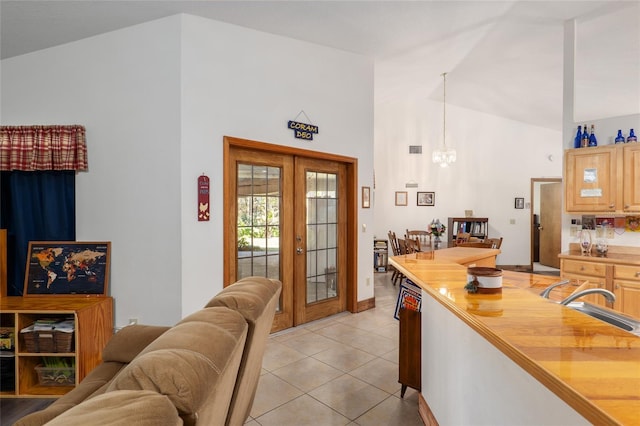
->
[432,72,456,167]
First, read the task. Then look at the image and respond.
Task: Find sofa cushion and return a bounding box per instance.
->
[44,390,182,426]
[13,361,127,426]
[102,324,171,363]
[204,276,282,425]
[106,307,248,425]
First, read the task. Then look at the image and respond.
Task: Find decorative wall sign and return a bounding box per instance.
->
[288,110,318,140]
[198,175,210,221]
[288,120,319,140]
[24,241,110,296]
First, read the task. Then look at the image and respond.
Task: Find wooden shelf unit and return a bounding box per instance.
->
[0,297,113,398]
[447,217,489,245]
[398,307,421,397]
[374,239,388,272]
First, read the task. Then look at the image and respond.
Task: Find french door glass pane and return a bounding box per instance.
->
[305,171,339,304]
[236,163,281,284]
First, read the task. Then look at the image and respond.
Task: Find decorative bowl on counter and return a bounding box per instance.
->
[465,267,503,294]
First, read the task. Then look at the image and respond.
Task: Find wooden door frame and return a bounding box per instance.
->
[223,136,358,315]
[529,177,562,270]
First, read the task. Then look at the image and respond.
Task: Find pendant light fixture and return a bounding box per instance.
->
[432,72,456,167]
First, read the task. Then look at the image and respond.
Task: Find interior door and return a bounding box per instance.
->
[227,147,295,332]
[294,157,347,325]
[539,182,562,269]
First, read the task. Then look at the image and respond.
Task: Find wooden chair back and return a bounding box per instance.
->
[405,230,431,249]
[484,237,503,249]
[397,238,408,255]
[455,232,471,246]
[457,241,493,248]
[388,231,401,256]
[405,237,420,253]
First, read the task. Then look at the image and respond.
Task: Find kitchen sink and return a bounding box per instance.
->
[566,302,640,337]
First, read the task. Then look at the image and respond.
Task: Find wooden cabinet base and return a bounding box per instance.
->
[0,297,113,398]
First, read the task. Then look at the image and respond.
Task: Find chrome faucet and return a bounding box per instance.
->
[539,280,570,298]
[560,288,616,305]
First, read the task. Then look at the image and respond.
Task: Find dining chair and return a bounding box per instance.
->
[404,237,420,254]
[405,230,431,250]
[455,232,471,246]
[387,231,401,284]
[484,237,503,249]
[394,238,409,285]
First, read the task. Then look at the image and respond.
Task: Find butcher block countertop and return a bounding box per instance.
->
[559,243,640,265]
[390,249,640,426]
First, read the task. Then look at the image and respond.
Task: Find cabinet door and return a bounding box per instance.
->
[565,146,620,212]
[623,144,640,212]
[562,274,608,307]
[613,280,640,320]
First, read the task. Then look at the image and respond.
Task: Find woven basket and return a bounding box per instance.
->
[23,330,73,353]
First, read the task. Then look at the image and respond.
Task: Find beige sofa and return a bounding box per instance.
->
[15,276,282,426]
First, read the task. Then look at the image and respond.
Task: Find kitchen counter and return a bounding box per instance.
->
[559,246,640,266]
[390,250,640,426]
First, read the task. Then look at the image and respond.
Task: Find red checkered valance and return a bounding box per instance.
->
[0,125,88,171]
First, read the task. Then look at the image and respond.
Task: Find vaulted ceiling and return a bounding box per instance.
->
[1,1,634,130]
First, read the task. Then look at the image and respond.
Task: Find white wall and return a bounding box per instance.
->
[1,16,183,327]
[178,15,374,317]
[1,14,375,327]
[374,97,562,266]
[562,16,640,251]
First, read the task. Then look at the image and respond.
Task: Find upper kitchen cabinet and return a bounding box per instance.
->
[565,144,640,213]
[622,143,640,212]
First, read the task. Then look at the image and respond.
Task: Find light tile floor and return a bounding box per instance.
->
[246,272,423,425]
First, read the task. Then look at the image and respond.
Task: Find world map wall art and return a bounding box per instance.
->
[24,241,111,296]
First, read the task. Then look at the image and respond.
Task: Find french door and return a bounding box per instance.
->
[294,157,347,325]
[224,138,354,332]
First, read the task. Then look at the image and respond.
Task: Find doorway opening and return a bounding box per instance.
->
[530,178,562,274]
[223,136,358,332]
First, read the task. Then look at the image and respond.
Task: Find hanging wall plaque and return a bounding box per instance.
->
[198,175,210,221]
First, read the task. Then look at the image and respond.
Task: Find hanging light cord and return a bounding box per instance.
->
[442,72,447,149]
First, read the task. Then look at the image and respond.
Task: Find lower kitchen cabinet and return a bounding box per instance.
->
[613,264,640,319]
[560,246,640,319]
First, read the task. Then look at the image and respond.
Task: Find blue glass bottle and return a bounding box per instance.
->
[574,126,582,148]
[615,130,625,144]
[581,125,589,147]
[627,129,637,143]
[588,125,597,146]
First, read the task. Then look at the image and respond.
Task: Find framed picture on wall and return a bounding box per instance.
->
[417,192,435,206]
[515,198,525,209]
[362,186,371,208]
[395,191,408,206]
[24,241,111,296]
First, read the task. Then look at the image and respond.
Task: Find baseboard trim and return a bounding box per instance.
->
[418,393,439,426]
[357,297,375,312]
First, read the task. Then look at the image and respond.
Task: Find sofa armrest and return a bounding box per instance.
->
[102,324,171,363]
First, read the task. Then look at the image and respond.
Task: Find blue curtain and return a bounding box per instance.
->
[1,171,75,296]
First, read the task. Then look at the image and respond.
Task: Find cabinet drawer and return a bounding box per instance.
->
[562,260,606,277]
[614,264,640,281]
